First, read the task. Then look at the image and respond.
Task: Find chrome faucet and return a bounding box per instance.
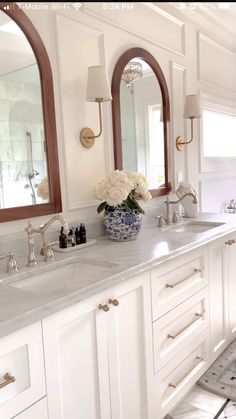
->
[25,215,69,265]
[164,193,198,225]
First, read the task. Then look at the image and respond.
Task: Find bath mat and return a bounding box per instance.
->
[198,338,236,401]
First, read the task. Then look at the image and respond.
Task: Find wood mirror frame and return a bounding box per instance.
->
[0,2,62,222]
[112,47,171,197]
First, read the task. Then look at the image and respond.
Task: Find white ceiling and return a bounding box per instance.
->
[0,12,11,27]
[193,3,236,37]
[165,2,236,38]
[0,11,36,78]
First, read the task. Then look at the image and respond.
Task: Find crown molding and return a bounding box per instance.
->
[156,2,236,52]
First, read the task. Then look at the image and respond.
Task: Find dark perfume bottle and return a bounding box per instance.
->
[59,227,67,248]
[79,223,87,244]
[75,227,81,245]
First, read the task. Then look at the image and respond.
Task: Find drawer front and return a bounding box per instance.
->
[16,398,48,418]
[151,248,208,320]
[156,328,209,418]
[153,288,209,373]
[0,322,46,419]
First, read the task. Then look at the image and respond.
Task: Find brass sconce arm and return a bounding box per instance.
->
[176,117,194,151]
[80,65,112,149]
[80,100,103,148]
[176,94,201,152]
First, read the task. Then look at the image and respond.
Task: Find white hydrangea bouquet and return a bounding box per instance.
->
[94,170,152,215]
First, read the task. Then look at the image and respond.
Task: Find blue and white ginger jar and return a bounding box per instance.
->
[104,207,142,241]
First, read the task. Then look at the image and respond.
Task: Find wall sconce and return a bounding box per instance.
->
[176,94,201,151]
[80,65,112,149]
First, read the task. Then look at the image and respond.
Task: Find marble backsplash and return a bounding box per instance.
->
[0,194,172,262]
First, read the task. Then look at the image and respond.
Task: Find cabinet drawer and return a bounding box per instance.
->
[153,288,209,373]
[0,323,46,419]
[151,248,208,320]
[156,328,209,418]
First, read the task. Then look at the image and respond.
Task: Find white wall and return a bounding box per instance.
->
[1,2,236,234]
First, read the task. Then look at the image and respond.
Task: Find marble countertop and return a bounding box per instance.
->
[0,212,236,338]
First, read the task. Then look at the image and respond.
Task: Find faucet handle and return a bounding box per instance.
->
[45,240,59,263]
[6,253,18,274]
[156,215,166,228]
[172,212,180,224]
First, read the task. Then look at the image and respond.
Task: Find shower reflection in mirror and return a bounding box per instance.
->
[0,15,49,209]
[120,58,165,190]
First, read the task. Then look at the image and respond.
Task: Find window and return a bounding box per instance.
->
[202,104,236,158]
[148,104,165,189]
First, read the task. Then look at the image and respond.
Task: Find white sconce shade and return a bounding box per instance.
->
[176,93,201,151]
[183,94,201,119]
[80,65,112,148]
[86,66,112,102]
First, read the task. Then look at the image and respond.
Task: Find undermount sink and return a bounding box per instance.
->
[168,221,225,234]
[9,261,114,297]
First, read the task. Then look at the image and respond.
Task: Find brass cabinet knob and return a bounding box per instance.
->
[108,298,119,307]
[225,239,236,246]
[98,303,110,312]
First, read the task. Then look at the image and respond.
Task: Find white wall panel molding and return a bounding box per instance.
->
[200,91,236,115]
[202,101,236,116]
[198,32,236,93]
[171,62,186,188]
[56,15,109,210]
[199,81,236,104]
[83,3,186,56]
[199,170,236,181]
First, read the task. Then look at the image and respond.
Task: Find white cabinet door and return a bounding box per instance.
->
[43,273,154,419]
[43,291,111,419]
[225,234,236,341]
[16,398,48,419]
[107,272,154,419]
[208,238,228,359]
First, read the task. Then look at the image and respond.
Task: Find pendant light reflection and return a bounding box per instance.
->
[121,61,143,87]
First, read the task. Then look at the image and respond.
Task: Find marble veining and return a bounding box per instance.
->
[0,212,236,338]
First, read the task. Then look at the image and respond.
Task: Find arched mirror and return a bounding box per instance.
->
[0,2,61,222]
[112,47,171,197]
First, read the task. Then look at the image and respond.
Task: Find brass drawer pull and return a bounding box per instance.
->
[108,299,119,307]
[166,268,202,289]
[167,313,204,339]
[0,373,15,389]
[98,304,110,312]
[169,356,203,389]
[225,239,236,246]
